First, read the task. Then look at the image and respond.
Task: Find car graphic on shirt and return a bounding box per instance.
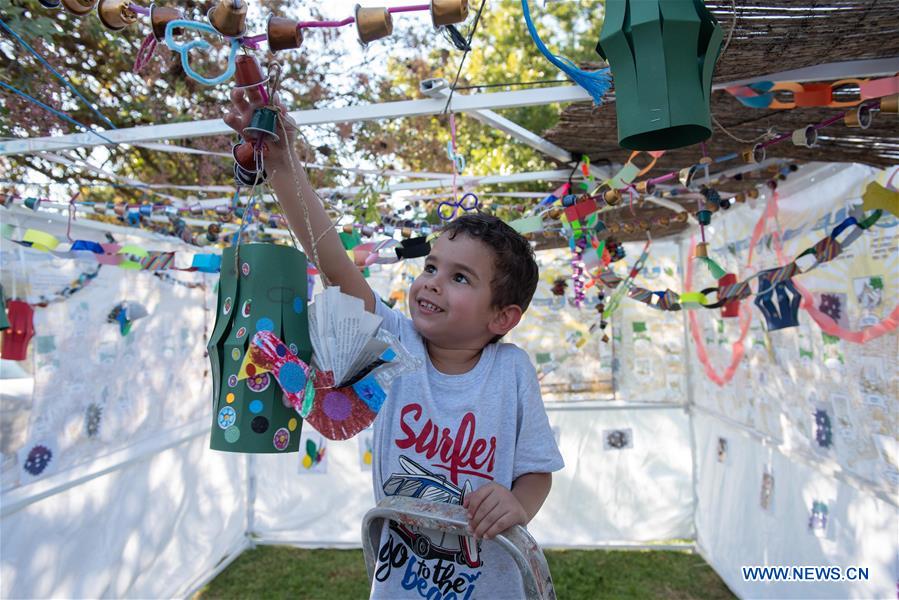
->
[383,455,482,568]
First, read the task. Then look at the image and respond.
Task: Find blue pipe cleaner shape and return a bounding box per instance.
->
[753,268,801,331]
[165,20,239,86]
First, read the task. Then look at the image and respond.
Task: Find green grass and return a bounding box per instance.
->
[196,546,735,599]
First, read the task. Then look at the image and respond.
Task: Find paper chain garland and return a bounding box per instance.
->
[726,75,899,110]
[625,204,885,321]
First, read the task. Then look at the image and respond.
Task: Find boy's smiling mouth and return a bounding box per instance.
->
[417,299,444,314]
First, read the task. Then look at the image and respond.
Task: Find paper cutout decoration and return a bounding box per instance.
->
[106,301,149,336]
[298,429,327,474]
[813,408,833,449]
[0,285,9,331]
[1,300,35,360]
[861,181,899,217]
[597,0,723,150]
[808,500,828,536]
[603,428,633,450]
[359,428,374,471]
[716,437,728,463]
[18,438,59,481]
[754,266,801,331]
[84,402,104,438]
[207,243,312,454]
[760,471,774,511]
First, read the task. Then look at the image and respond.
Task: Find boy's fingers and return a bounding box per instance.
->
[223,110,242,132]
[471,492,501,526]
[464,485,488,516]
[244,84,264,107]
[484,514,515,540]
[230,88,250,113]
[474,504,505,538]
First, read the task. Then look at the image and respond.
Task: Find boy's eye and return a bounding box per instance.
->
[453,273,469,284]
[424,264,436,273]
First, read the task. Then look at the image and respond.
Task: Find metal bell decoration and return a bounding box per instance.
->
[431,0,469,27]
[150,4,183,41]
[207,0,248,38]
[267,14,303,53]
[98,0,138,31]
[60,0,96,15]
[207,243,312,453]
[597,0,724,150]
[355,5,393,45]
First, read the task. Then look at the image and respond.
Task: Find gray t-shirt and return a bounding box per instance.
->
[370,295,564,599]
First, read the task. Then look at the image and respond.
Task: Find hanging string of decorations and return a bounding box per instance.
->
[38,0,471,84]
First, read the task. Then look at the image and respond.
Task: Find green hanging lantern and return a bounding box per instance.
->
[597,0,724,151]
[207,243,312,453]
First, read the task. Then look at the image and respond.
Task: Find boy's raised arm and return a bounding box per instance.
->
[224,87,375,313]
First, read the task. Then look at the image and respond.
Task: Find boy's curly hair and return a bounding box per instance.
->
[440,213,540,314]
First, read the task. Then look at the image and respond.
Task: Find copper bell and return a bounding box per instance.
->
[621,222,635,234]
[747,187,760,200]
[401,227,412,238]
[674,211,689,224]
[695,242,709,258]
[208,0,248,38]
[355,5,393,45]
[431,0,468,27]
[98,0,138,30]
[880,95,899,114]
[234,55,268,89]
[734,192,746,203]
[603,189,621,206]
[267,14,303,53]
[233,141,263,172]
[844,104,873,129]
[342,224,355,234]
[548,208,562,220]
[150,4,183,41]
[658,215,670,227]
[61,0,97,16]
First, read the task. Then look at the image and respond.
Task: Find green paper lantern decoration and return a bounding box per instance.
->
[207,243,312,453]
[597,0,724,150]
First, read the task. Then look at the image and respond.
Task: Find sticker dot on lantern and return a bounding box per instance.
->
[231,348,241,361]
[288,417,298,431]
[251,416,269,434]
[256,317,274,332]
[226,392,235,404]
[293,297,304,314]
[249,399,264,414]
[224,426,240,443]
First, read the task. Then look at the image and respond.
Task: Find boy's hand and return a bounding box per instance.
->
[463,482,528,540]
[223,89,296,167]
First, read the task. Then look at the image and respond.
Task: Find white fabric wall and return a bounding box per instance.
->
[1,212,247,599]
[250,404,695,547]
[693,412,898,599]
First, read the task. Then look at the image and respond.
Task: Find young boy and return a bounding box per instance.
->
[226,90,564,599]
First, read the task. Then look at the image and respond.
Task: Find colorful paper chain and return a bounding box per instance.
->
[727,75,898,110]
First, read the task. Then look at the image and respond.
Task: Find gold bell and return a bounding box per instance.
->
[657,216,670,227]
[98,0,138,30]
[207,0,248,38]
[673,211,689,224]
[401,227,413,238]
[548,208,562,220]
[694,242,709,258]
[734,193,746,203]
[747,187,760,200]
[621,222,635,234]
[844,104,873,129]
[267,15,303,52]
[603,189,621,206]
[355,5,393,45]
[342,224,355,234]
[60,0,96,16]
[431,0,469,27]
[880,95,899,114]
[150,4,183,41]
[742,143,766,164]
[635,180,655,195]
[607,223,620,234]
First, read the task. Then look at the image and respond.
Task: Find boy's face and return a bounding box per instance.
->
[408,233,502,348]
